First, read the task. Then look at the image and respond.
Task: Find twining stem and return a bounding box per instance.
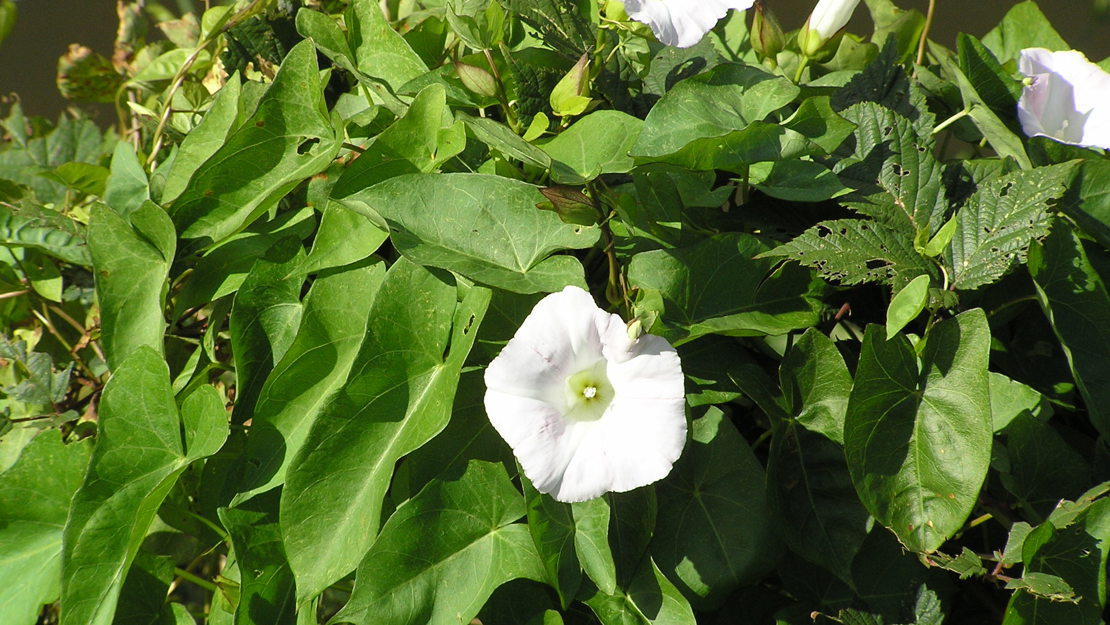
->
[483,47,519,133]
[146,0,273,170]
[793,55,811,83]
[916,0,937,66]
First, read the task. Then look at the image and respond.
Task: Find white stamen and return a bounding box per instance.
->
[583,386,598,399]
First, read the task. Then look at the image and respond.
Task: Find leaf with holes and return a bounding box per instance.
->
[945,163,1074,291]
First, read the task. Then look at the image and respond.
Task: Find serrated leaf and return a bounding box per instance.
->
[281,260,490,601]
[1005,572,1078,603]
[653,408,778,608]
[61,349,228,625]
[498,0,594,59]
[332,461,545,625]
[946,164,1073,291]
[929,546,986,579]
[0,433,91,625]
[0,335,72,406]
[763,218,935,288]
[348,173,598,293]
[845,310,992,553]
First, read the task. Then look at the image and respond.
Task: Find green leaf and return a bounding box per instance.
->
[0,204,91,266]
[653,408,778,607]
[281,260,490,600]
[989,372,1052,433]
[928,546,987,579]
[1004,500,1110,624]
[459,114,553,170]
[1004,572,1077,603]
[836,102,945,237]
[332,84,464,199]
[332,461,545,625]
[766,422,869,583]
[885,273,929,338]
[981,1,1068,64]
[218,490,298,625]
[171,40,341,244]
[103,141,150,217]
[298,203,387,275]
[844,310,992,553]
[0,433,91,625]
[159,76,241,205]
[523,485,582,609]
[0,335,72,406]
[627,234,824,344]
[572,497,617,595]
[749,159,848,203]
[498,0,595,57]
[1028,223,1110,439]
[349,173,598,293]
[229,238,306,422]
[231,260,384,503]
[941,55,1032,170]
[61,349,228,625]
[632,64,805,172]
[583,557,697,625]
[782,96,856,155]
[780,329,852,443]
[541,110,642,184]
[998,412,1089,520]
[763,218,935,288]
[956,34,1021,115]
[88,201,174,370]
[346,0,429,91]
[1061,160,1110,250]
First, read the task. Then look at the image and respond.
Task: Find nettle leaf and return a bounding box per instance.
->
[831,40,931,126]
[231,260,385,503]
[844,310,992,553]
[498,0,595,58]
[762,218,936,288]
[171,40,342,245]
[88,201,175,370]
[332,461,545,625]
[61,348,228,625]
[631,63,806,172]
[0,433,91,625]
[349,173,599,293]
[627,233,824,344]
[281,260,490,601]
[1028,224,1110,440]
[836,101,946,237]
[945,163,1074,291]
[652,408,779,608]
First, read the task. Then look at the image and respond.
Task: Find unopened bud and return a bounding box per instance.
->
[798,0,861,58]
[750,2,785,63]
[537,186,598,226]
[550,54,592,117]
[455,62,499,99]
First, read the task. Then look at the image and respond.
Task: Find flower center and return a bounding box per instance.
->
[563,361,613,422]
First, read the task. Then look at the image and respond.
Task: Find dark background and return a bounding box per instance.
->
[1,0,1108,119]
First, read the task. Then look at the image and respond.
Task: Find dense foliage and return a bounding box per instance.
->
[2,0,1110,623]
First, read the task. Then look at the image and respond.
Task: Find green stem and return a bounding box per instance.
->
[793,55,810,83]
[915,0,937,66]
[932,109,969,135]
[174,567,219,593]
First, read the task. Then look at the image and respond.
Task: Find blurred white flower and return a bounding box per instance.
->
[798,0,861,57]
[1018,48,1110,150]
[484,286,686,502]
[624,0,755,48]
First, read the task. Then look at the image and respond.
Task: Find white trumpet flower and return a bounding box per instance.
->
[1018,47,1110,150]
[484,286,686,502]
[624,0,756,49]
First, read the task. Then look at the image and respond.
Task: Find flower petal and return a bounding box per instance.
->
[1018,47,1110,150]
[624,0,755,48]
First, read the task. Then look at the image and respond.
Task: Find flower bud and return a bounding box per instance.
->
[550,54,592,117]
[798,0,861,58]
[538,186,599,226]
[750,1,785,63]
[454,62,498,99]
